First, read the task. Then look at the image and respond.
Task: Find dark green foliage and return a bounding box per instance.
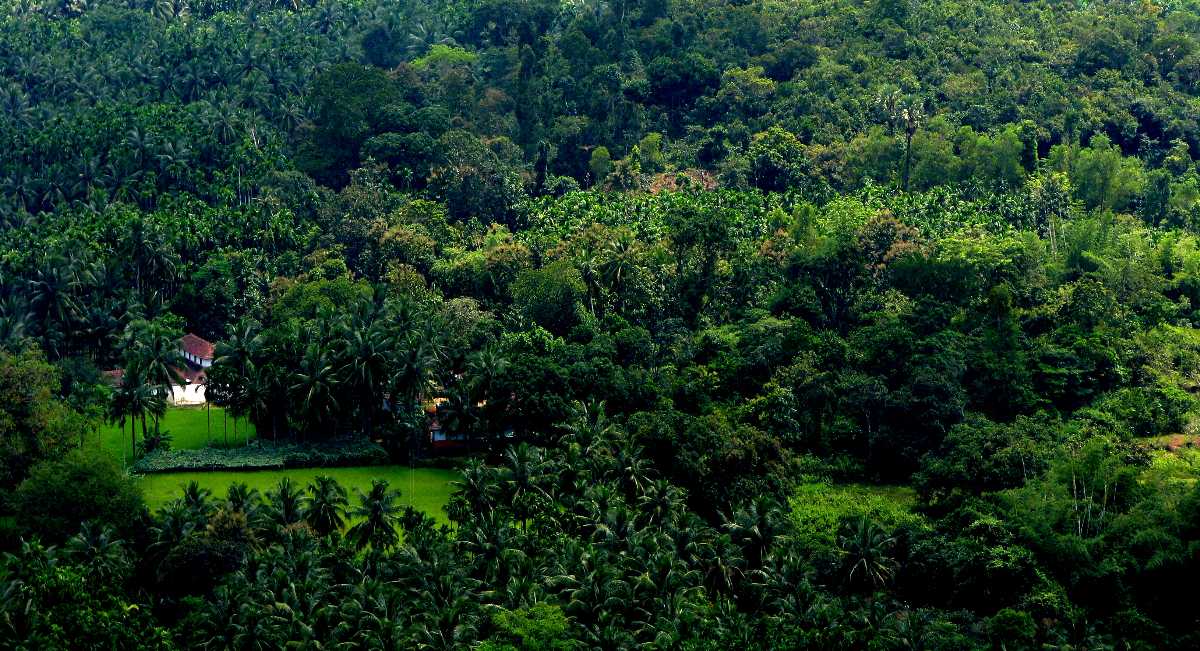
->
[12,450,145,543]
[0,540,172,649]
[0,348,87,491]
[298,63,404,187]
[1,0,1200,648]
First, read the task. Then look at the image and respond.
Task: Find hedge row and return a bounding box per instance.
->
[132,438,389,473]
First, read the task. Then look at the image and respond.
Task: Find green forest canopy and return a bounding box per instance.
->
[2,0,1200,648]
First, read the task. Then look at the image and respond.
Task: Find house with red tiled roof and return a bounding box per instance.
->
[101,335,215,405]
[180,333,215,368]
[171,333,215,405]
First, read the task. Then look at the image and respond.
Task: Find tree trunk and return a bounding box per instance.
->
[902,131,914,191]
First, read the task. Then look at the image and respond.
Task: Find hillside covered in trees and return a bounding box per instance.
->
[3,0,1200,648]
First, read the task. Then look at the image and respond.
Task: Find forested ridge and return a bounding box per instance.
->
[2,0,1200,648]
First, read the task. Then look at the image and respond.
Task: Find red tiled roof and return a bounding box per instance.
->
[180,333,215,360]
[103,369,124,386]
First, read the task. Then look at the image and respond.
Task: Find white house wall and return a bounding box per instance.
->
[169,383,207,406]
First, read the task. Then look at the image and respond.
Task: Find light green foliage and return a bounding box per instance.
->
[410,44,479,71]
[636,133,665,174]
[588,146,612,185]
[512,260,587,335]
[959,125,1027,187]
[790,482,922,551]
[478,604,579,650]
[272,277,374,324]
[748,126,808,192]
[1048,135,1146,212]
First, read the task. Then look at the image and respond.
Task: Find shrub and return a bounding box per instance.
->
[13,449,146,543]
[790,482,923,553]
[139,430,173,456]
[157,532,245,596]
[985,608,1037,650]
[134,438,389,473]
[478,603,579,651]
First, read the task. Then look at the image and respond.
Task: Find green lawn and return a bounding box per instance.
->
[98,405,256,463]
[104,407,457,523]
[137,466,459,524]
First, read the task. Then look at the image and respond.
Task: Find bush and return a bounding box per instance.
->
[158,531,246,596]
[985,608,1036,650]
[13,450,145,543]
[478,603,579,651]
[138,429,173,456]
[133,438,389,473]
[790,482,923,553]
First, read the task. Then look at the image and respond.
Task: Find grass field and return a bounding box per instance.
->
[103,407,458,523]
[137,466,459,524]
[98,405,256,463]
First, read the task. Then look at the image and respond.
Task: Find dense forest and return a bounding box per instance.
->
[3,0,1200,648]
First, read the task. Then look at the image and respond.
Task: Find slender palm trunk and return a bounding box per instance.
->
[902,130,914,190]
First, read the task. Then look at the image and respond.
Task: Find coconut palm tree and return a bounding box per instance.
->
[115,363,166,459]
[214,319,263,373]
[838,517,897,591]
[122,318,183,436]
[722,496,781,570]
[180,480,214,519]
[225,482,264,525]
[148,500,199,565]
[65,522,131,584]
[304,475,348,537]
[389,336,435,405]
[502,443,547,532]
[292,341,341,437]
[240,361,274,440]
[129,318,184,389]
[346,479,401,552]
[600,228,642,311]
[265,477,305,530]
[29,254,83,357]
[107,380,133,462]
[338,307,391,439]
[447,457,500,523]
